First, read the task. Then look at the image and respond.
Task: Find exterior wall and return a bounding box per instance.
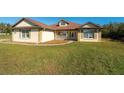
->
[38,30,42,43]
[98,31,101,41]
[41,30,54,42]
[77,30,81,41]
[12,29,39,43]
[78,29,101,42]
[15,20,33,27]
[12,29,101,43]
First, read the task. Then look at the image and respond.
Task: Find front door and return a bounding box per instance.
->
[55,31,77,40]
[55,31,67,40]
[68,32,77,40]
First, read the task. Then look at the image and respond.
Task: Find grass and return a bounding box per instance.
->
[0,40,124,74]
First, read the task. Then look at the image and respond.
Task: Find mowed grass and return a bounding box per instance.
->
[0,40,124,75]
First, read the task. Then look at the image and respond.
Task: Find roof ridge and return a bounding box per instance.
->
[24,18,48,26]
[50,19,81,26]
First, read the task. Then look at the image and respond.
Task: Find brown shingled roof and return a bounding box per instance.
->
[50,20,81,30]
[12,18,51,29]
[13,18,102,30]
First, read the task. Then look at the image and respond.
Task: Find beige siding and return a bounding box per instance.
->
[77,30,81,41]
[98,31,101,41]
[38,30,42,43]
[94,31,97,39]
[15,20,33,27]
[41,31,54,42]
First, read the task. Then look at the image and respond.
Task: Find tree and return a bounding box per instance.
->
[4,24,12,35]
[102,22,124,41]
[0,23,12,35]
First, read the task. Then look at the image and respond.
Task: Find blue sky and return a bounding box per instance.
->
[0,17,124,25]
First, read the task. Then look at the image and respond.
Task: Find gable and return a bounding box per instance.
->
[80,22,101,28]
[83,24,91,28]
[82,24,97,28]
[58,20,68,26]
[15,20,34,27]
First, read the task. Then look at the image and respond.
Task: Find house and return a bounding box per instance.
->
[12,18,102,43]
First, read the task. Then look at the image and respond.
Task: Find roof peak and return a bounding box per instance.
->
[12,17,50,29]
[58,19,69,23]
[81,21,101,27]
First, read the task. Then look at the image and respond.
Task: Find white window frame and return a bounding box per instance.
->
[83,29,94,39]
[19,29,30,39]
[59,21,67,26]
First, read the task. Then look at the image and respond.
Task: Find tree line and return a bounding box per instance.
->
[101,22,124,41]
[0,23,12,35]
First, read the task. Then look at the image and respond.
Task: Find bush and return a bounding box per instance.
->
[102,23,124,41]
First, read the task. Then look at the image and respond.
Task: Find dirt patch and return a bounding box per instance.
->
[43,40,69,44]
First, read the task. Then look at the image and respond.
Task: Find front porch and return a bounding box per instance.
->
[54,31,77,40]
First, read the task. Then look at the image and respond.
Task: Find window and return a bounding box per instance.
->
[83,29,94,39]
[20,29,30,39]
[60,21,66,25]
[56,32,61,35]
[56,31,66,36]
[59,21,67,26]
[69,32,74,38]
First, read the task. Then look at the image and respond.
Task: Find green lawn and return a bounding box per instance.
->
[0,40,124,75]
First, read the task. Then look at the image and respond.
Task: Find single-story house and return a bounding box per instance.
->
[12,18,102,43]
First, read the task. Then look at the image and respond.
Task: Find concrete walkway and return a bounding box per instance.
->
[0,39,74,46]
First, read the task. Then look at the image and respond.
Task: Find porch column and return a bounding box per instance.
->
[77,30,81,41]
[38,29,42,43]
[66,31,68,39]
[54,31,56,40]
[98,29,101,41]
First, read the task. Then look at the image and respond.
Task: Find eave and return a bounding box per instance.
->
[12,26,42,30]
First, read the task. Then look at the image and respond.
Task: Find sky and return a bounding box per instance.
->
[0,17,124,25]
